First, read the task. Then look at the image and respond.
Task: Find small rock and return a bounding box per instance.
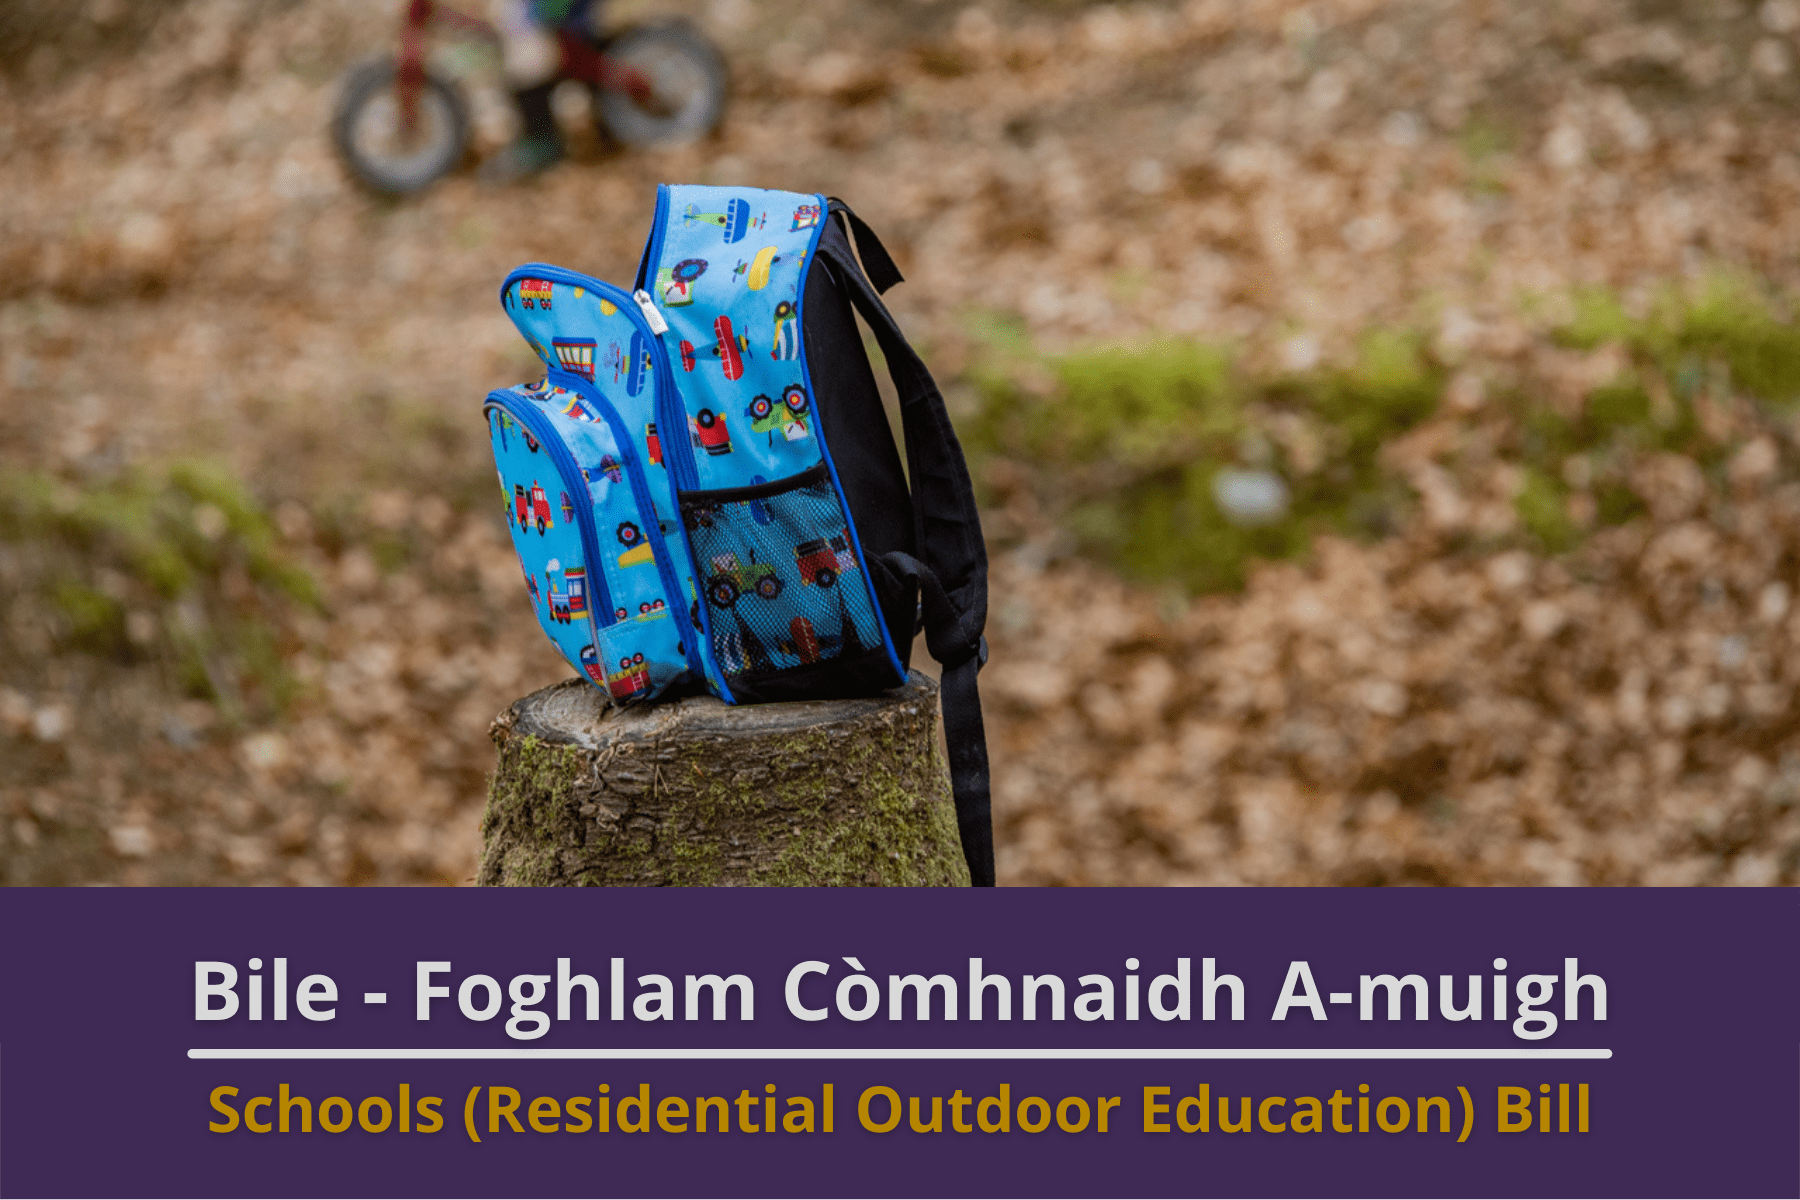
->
[1212,467,1290,526]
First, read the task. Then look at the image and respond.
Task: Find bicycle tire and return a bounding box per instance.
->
[331,56,471,195]
[592,23,728,148]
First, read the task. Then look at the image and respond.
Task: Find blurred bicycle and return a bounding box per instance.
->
[331,0,727,195]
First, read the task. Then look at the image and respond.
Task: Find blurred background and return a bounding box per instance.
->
[4,0,1800,886]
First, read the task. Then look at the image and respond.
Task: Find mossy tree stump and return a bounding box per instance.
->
[479,671,969,886]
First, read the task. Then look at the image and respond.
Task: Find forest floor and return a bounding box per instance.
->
[3,0,1800,885]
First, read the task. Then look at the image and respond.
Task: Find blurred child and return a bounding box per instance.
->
[483,0,601,183]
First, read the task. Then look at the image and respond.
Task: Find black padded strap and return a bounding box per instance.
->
[882,550,992,885]
[818,203,994,886]
[827,197,905,294]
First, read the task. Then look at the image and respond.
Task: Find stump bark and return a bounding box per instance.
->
[479,670,969,886]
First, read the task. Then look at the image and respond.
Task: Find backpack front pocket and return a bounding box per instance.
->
[677,464,895,698]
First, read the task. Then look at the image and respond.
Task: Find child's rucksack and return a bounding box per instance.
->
[482,185,994,885]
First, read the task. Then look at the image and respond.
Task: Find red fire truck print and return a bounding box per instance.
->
[519,278,553,309]
[528,481,553,534]
[579,644,604,684]
[607,652,651,701]
[711,315,749,381]
[794,531,856,588]
[553,338,597,381]
[512,483,530,530]
[691,408,732,456]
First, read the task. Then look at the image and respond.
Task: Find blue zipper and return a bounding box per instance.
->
[641,304,731,702]
[482,394,613,643]
[543,366,706,679]
[499,262,707,679]
[633,183,672,294]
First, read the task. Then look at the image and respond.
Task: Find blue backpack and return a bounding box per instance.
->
[482,186,994,884]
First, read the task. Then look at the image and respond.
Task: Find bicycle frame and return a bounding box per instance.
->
[394,0,653,137]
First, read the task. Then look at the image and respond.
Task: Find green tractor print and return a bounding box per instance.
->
[746,384,811,444]
[704,550,784,608]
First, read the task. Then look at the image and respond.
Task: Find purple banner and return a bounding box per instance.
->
[0,888,1790,1198]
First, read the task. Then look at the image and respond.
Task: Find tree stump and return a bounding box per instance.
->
[478,670,969,886]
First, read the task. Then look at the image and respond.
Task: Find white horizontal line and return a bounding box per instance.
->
[187,1047,1613,1062]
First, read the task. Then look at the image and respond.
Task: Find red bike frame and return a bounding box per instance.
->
[395,0,654,136]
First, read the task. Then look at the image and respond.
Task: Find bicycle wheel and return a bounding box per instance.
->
[593,23,728,148]
[331,57,471,195]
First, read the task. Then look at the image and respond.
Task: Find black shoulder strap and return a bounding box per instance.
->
[820,198,994,887]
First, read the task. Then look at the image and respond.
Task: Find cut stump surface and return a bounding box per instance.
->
[479,671,968,886]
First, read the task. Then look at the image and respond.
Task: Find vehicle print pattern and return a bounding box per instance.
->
[491,268,718,704]
[677,468,882,683]
[492,185,906,707]
[642,184,901,691]
[643,186,832,492]
[487,408,596,675]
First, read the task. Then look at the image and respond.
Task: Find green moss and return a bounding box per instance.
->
[480,714,968,887]
[963,323,1438,595]
[758,729,966,887]
[1319,330,1438,460]
[1459,113,1513,167]
[1676,278,1800,408]
[1515,468,1577,553]
[1554,286,1636,352]
[1547,274,1800,411]
[1595,481,1645,527]
[0,459,317,718]
[481,734,589,887]
[49,579,125,651]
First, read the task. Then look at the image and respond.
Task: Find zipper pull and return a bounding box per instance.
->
[631,289,669,336]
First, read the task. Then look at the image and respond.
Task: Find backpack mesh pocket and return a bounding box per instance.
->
[678,464,886,685]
